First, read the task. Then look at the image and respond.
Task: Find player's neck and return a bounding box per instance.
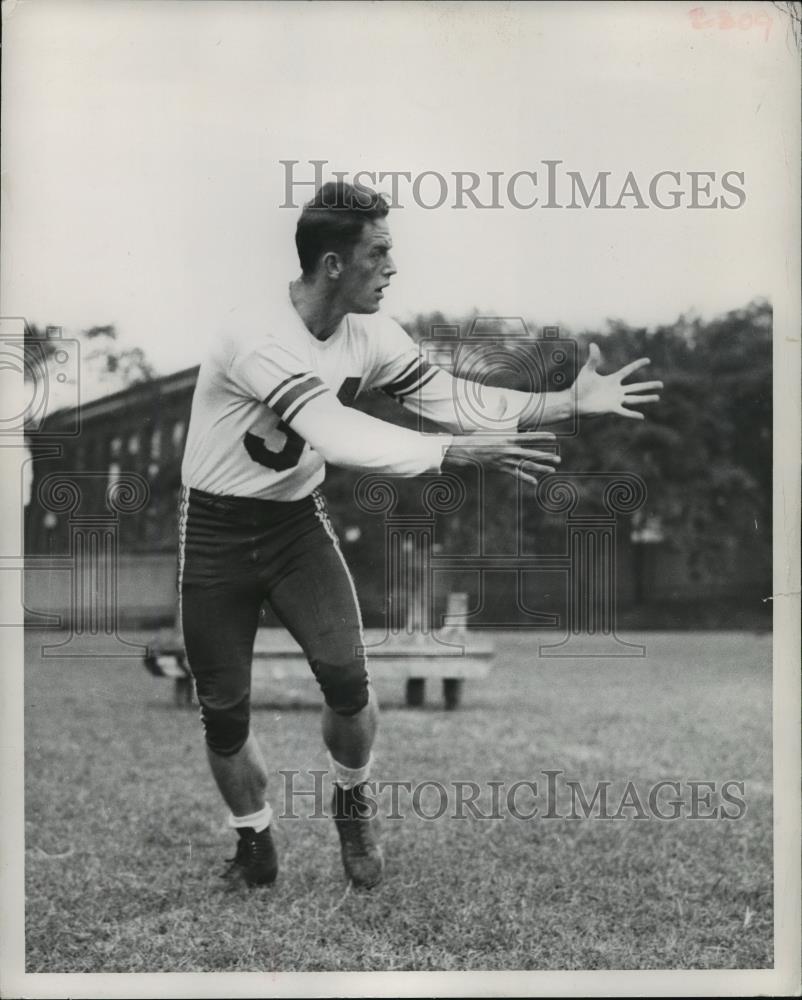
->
[289,277,345,342]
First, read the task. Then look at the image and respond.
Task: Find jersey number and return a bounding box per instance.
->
[243,377,361,472]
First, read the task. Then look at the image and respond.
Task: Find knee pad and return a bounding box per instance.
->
[311,657,369,717]
[199,692,251,756]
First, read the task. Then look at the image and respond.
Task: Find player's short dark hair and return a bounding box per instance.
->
[295,181,390,276]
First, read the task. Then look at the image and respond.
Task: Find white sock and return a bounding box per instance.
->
[328,751,373,790]
[228,802,273,833]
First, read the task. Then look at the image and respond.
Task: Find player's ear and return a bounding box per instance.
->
[321,251,344,280]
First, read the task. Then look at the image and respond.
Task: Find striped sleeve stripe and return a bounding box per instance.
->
[386,356,419,386]
[267,374,325,419]
[383,359,432,398]
[283,384,330,423]
[393,364,439,399]
[264,372,312,408]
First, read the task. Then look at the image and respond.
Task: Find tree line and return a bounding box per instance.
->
[324,299,772,594]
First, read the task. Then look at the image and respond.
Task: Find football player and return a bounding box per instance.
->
[179,181,662,888]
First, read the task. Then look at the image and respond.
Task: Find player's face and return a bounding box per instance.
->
[339,218,397,314]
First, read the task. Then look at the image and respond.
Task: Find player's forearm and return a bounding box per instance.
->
[292,403,451,476]
[506,387,573,428]
[399,370,574,433]
[459,385,574,429]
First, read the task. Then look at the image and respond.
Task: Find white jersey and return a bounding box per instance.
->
[182,287,529,500]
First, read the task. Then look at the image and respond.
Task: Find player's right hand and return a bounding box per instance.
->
[442,432,561,487]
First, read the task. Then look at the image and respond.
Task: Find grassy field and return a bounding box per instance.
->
[24,630,772,972]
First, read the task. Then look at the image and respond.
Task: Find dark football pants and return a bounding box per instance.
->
[178,487,368,755]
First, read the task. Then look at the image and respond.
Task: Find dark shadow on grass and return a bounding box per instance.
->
[143,699,324,713]
[143,698,496,713]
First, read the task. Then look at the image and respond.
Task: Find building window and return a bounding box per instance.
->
[128,434,140,456]
[150,428,162,460]
[110,436,122,458]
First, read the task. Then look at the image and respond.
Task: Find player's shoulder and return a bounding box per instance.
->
[219,291,308,359]
[348,310,406,335]
[346,311,413,352]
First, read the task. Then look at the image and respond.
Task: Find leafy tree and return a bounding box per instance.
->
[325,300,773,606]
[82,324,155,389]
[562,300,771,584]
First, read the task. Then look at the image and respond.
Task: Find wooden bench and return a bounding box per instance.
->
[144,593,494,710]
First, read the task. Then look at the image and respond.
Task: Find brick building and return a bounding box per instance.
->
[25,367,199,626]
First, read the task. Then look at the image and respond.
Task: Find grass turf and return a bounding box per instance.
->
[24,630,772,972]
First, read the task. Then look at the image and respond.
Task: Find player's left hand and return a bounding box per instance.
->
[574,343,663,420]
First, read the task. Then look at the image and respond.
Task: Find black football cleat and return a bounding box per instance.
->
[332,783,383,890]
[226,826,279,887]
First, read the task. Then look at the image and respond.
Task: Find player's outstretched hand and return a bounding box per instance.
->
[575,343,663,420]
[443,432,561,488]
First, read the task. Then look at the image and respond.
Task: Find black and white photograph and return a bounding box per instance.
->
[1,1,799,997]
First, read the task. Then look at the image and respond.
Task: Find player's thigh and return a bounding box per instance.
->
[180,584,262,710]
[266,530,368,715]
[268,540,363,663]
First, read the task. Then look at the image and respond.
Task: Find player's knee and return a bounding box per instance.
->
[200,693,251,756]
[312,656,369,717]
